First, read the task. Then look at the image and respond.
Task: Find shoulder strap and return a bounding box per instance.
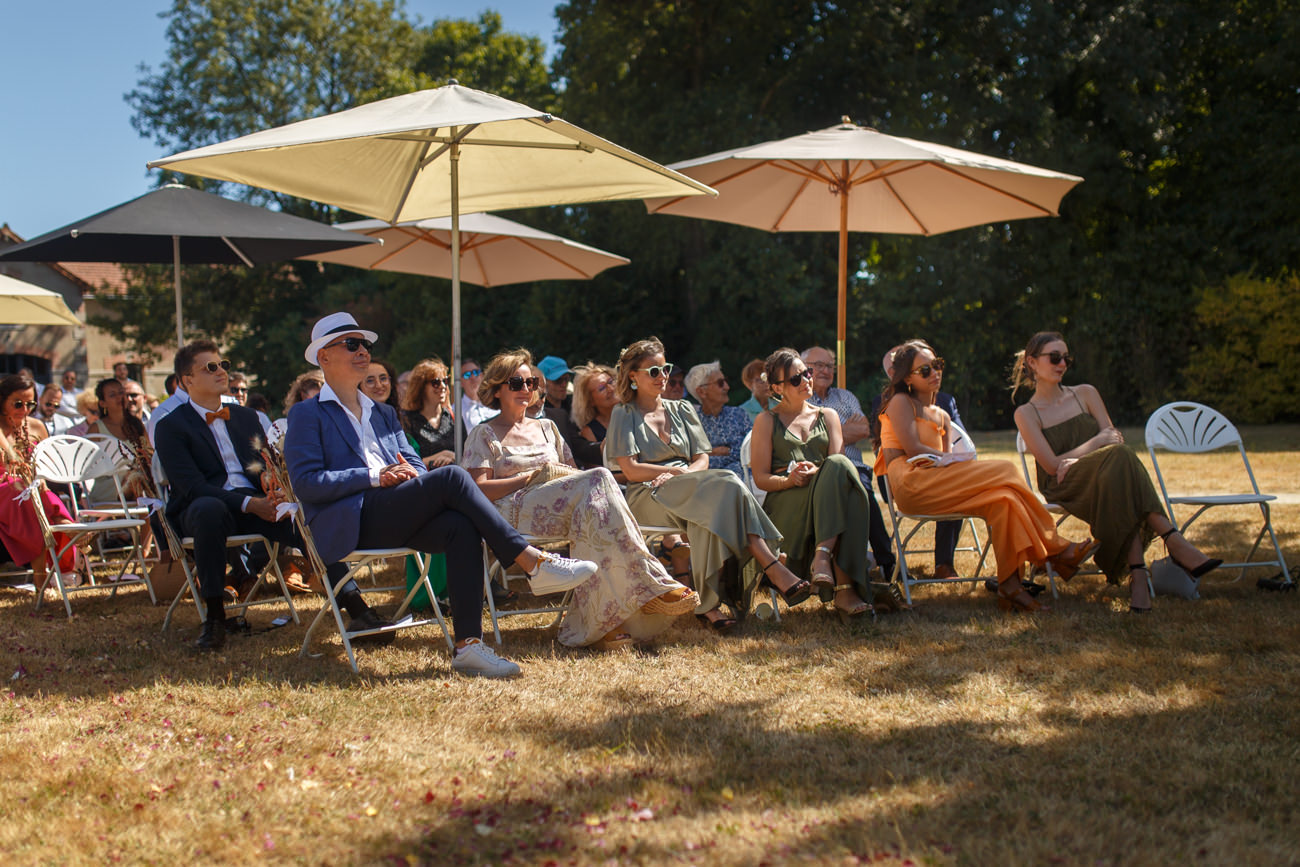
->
[1027,401,1044,424]
[1067,386,1087,414]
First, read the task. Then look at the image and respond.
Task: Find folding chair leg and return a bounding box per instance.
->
[483,547,503,646]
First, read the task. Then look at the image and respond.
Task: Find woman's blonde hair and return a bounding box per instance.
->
[402,357,449,412]
[1009,331,1065,399]
[570,362,616,428]
[478,349,534,409]
[614,337,665,404]
[283,370,324,413]
[75,389,99,418]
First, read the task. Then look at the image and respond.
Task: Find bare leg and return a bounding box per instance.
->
[1128,533,1152,610]
[830,559,868,613]
[747,534,802,594]
[1147,512,1216,572]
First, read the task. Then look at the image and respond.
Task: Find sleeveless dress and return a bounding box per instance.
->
[1029,391,1166,582]
[606,400,781,614]
[463,418,683,645]
[761,408,873,601]
[874,405,1068,580]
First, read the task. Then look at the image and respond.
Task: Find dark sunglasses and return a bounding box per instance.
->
[325,337,374,354]
[774,369,814,387]
[427,377,450,388]
[636,363,674,379]
[10,400,37,411]
[910,358,946,378]
[507,376,541,392]
[461,368,483,380]
[200,360,232,374]
[1036,351,1074,367]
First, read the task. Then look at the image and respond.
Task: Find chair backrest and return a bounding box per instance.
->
[737,430,766,505]
[32,435,116,485]
[1014,431,1037,491]
[949,422,976,455]
[1145,401,1262,500]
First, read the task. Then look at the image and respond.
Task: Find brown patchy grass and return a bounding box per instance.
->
[0,427,1296,866]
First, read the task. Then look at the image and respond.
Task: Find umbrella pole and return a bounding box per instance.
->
[173,235,183,348]
[836,183,848,390]
[451,137,464,461]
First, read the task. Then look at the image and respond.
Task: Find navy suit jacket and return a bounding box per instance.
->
[155,402,266,528]
[283,395,425,564]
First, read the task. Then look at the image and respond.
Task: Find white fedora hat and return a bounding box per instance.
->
[304,312,378,365]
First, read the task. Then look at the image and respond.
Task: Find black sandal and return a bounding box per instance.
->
[696,610,737,634]
[1158,529,1222,578]
[759,557,812,606]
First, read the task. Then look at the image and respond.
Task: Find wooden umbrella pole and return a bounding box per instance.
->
[450,135,464,461]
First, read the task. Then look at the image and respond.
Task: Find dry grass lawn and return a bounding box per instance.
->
[0,426,1296,866]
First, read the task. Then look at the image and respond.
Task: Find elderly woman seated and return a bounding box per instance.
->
[685,361,751,476]
[462,349,698,650]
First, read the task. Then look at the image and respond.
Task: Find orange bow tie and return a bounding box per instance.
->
[205,406,231,425]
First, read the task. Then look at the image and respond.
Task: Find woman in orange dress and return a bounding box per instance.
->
[874,341,1096,612]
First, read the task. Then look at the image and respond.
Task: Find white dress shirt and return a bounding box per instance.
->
[188,399,257,512]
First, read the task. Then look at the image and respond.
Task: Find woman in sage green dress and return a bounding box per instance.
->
[1012,331,1222,612]
[605,338,812,632]
[750,348,874,620]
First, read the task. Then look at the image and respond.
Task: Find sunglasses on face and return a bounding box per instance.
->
[229,386,248,394]
[636,363,675,379]
[910,358,946,378]
[326,337,374,354]
[10,400,37,411]
[124,393,145,400]
[427,378,449,388]
[507,376,541,392]
[1036,351,1074,367]
[462,369,483,380]
[200,360,231,374]
[774,369,814,387]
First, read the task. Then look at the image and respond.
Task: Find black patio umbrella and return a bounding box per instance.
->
[0,184,380,346]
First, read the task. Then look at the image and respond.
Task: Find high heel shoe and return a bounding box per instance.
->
[759,557,813,606]
[1158,529,1222,578]
[996,577,1051,613]
[1129,562,1152,613]
[830,582,874,622]
[641,586,700,616]
[696,609,738,634]
[1049,537,1100,581]
[810,545,835,594]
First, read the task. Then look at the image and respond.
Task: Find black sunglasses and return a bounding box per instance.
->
[10,400,37,411]
[325,337,374,354]
[910,358,946,378]
[427,377,450,388]
[1035,351,1074,367]
[461,369,482,380]
[636,363,674,379]
[774,369,814,387]
[200,360,232,374]
[507,376,541,391]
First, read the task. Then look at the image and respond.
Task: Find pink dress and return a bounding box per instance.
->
[463,419,683,645]
[0,473,73,568]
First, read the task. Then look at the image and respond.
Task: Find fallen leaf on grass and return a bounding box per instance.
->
[300,780,321,790]
[474,823,492,836]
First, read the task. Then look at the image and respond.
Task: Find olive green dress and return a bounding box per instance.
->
[1031,393,1166,582]
[761,409,873,602]
[606,399,781,613]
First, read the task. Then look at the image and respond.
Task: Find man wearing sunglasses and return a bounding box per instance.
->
[155,339,310,651]
[148,355,241,445]
[284,313,597,678]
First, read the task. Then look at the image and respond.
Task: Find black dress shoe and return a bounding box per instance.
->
[347,608,396,646]
[195,619,226,651]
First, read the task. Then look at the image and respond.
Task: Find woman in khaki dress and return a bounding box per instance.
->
[463,349,698,649]
[1013,331,1221,612]
[605,337,812,633]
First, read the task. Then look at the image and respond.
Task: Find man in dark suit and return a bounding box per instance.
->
[155,338,383,652]
[284,313,597,679]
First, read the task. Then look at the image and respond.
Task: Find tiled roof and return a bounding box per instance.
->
[57,261,129,294]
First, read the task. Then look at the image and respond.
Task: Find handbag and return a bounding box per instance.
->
[1150,557,1200,600]
[525,462,582,488]
[148,556,189,603]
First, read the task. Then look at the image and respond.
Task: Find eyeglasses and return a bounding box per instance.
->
[325,337,373,354]
[1035,351,1074,367]
[229,386,248,394]
[910,358,946,378]
[507,376,541,391]
[200,360,231,374]
[709,377,729,389]
[123,393,146,400]
[9,400,36,411]
[461,369,482,380]
[635,363,674,379]
[808,361,834,371]
[427,378,449,388]
[773,370,814,387]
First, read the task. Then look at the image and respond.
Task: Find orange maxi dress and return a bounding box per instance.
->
[875,411,1069,581]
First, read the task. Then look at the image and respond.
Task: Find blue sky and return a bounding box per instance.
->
[0,1,561,238]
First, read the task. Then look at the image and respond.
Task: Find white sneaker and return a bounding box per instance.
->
[527,552,598,595]
[451,638,521,679]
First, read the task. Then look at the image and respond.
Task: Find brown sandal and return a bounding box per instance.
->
[830,582,874,622]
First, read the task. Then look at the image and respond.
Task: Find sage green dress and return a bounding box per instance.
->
[606,399,781,613]
[761,409,873,602]
[1030,391,1166,582]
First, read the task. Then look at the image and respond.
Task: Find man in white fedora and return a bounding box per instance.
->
[284,312,597,678]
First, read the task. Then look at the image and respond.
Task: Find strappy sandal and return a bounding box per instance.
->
[997,577,1051,613]
[641,586,700,616]
[656,539,690,560]
[1158,529,1222,578]
[696,610,738,634]
[810,545,835,592]
[1129,562,1152,613]
[759,557,812,606]
[830,582,874,622]
[1049,537,1100,581]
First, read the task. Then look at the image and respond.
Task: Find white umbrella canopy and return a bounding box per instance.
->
[302,212,630,287]
[645,118,1084,386]
[149,81,714,454]
[0,274,82,326]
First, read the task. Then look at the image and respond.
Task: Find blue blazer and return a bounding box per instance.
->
[283,395,425,564]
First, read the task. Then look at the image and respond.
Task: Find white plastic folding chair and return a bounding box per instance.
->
[482,533,576,644]
[30,436,154,616]
[1145,401,1291,584]
[151,453,301,632]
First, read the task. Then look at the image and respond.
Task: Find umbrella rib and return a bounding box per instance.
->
[222,238,256,267]
[516,238,601,279]
[647,161,773,213]
[391,133,438,224]
[366,228,428,269]
[384,133,594,152]
[770,173,817,231]
[847,161,1057,217]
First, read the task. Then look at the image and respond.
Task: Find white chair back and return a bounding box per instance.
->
[32,435,115,485]
[1145,401,1244,455]
[949,422,976,455]
[737,430,765,505]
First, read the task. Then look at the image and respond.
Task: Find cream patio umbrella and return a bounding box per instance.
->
[148,81,714,452]
[0,274,82,326]
[644,118,1084,387]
